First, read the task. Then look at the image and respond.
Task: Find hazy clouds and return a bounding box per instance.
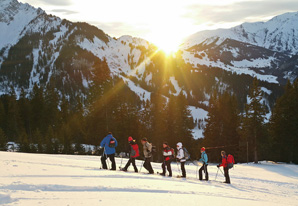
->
[19,0,298,40]
[185,0,298,25]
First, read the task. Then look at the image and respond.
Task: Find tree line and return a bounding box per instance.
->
[0,77,297,164]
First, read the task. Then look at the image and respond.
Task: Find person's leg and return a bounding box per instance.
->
[148,158,154,174]
[123,158,132,171]
[224,167,230,183]
[161,162,166,175]
[181,162,186,177]
[199,165,204,180]
[145,158,154,174]
[143,158,149,171]
[101,155,107,169]
[204,164,209,180]
[132,158,138,172]
[166,161,172,177]
[109,154,116,170]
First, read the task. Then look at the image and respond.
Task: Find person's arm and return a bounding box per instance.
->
[114,137,118,147]
[100,137,106,147]
[146,142,152,152]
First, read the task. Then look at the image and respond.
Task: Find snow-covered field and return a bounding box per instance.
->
[0,152,297,206]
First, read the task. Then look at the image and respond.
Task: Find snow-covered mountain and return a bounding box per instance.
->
[0,0,297,138]
[0,0,156,100]
[183,12,298,54]
[181,12,298,83]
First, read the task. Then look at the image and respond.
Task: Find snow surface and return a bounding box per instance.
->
[189,106,208,139]
[182,51,279,83]
[0,152,297,206]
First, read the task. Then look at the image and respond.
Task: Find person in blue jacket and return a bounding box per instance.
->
[199,147,208,181]
[100,132,118,170]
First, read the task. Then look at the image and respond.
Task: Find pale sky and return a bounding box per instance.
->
[19,0,298,51]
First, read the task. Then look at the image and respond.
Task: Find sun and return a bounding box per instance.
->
[153,38,181,56]
[156,40,180,55]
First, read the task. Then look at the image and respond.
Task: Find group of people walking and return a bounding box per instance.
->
[100,133,233,184]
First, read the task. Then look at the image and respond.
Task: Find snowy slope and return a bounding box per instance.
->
[0,0,43,56]
[181,12,298,84]
[183,12,298,55]
[0,152,297,206]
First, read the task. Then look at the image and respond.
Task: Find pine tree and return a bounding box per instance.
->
[33,129,43,153]
[6,86,21,141]
[30,84,45,133]
[18,130,30,153]
[242,78,266,163]
[45,126,55,154]
[203,90,240,161]
[270,79,298,163]
[0,128,7,151]
[18,88,31,136]
[0,101,5,130]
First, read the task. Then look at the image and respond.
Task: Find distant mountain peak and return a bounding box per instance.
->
[183,11,298,55]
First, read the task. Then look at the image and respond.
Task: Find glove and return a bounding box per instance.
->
[217,165,220,168]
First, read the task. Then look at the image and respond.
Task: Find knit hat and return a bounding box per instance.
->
[128,136,133,142]
[201,147,205,152]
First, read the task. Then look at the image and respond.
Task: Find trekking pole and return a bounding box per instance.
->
[99,147,102,169]
[196,164,199,179]
[120,154,123,169]
[139,159,144,172]
[219,168,224,176]
[104,147,110,170]
[215,167,219,180]
[176,160,181,175]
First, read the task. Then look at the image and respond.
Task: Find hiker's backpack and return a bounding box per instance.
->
[183,147,191,160]
[151,144,157,154]
[170,147,175,160]
[109,137,116,148]
[227,154,235,169]
[130,144,139,157]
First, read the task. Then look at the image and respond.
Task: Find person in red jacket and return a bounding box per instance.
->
[217,151,230,184]
[160,142,173,177]
[121,137,139,172]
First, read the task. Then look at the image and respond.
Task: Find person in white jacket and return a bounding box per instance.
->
[176,142,186,178]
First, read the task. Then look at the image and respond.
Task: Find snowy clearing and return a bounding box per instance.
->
[0,152,297,206]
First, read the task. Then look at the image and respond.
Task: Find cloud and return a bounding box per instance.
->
[184,0,298,25]
[90,21,151,38]
[51,9,78,15]
[39,0,72,6]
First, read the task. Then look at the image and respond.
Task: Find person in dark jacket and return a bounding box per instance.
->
[217,151,230,184]
[199,147,208,181]
[141,138,154,174]
[121,136,139,172]
[160,142,173,177]
[100,132,118,170]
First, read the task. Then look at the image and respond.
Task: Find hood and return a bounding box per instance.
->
[177,142,182,149]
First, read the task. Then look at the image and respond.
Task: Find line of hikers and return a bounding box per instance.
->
[100,132,235,184]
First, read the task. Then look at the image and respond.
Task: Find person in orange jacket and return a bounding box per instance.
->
[217,151,231,184]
